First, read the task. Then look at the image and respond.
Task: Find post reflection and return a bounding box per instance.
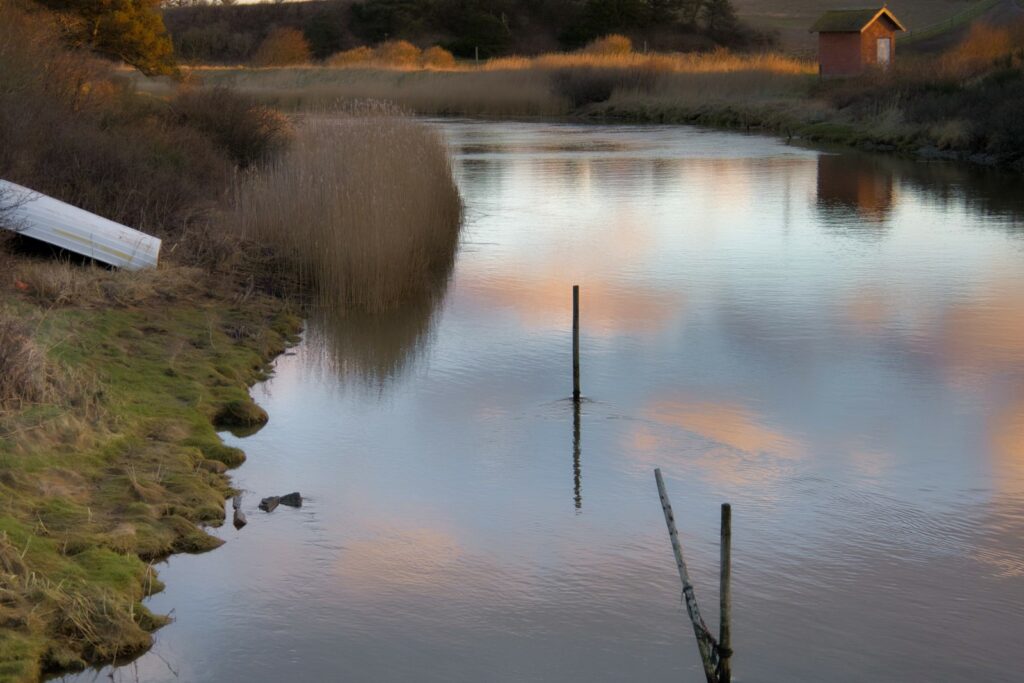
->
[573,397,582,512]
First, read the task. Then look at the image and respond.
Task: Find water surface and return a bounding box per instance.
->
[63,121,1024,682]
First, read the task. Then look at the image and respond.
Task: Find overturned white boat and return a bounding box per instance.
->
[0,180,161,271]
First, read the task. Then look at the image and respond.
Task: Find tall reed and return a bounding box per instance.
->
[230,106,463,312]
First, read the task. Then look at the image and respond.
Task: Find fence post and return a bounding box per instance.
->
[719,503,732,683]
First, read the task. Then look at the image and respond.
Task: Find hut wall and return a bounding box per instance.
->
[819,32,862,76]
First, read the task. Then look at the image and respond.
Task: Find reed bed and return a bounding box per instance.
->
[230,106,463,312]
[483,49,812,74]
[178,48,815,117]
[193,67,567,116]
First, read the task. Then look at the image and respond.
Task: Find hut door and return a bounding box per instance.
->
[876,38,891,67]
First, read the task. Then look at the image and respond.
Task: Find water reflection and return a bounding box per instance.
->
[816,153,895,225]
[306,299,440,387]
[629,398,803,489]
[304,237,456,388]
[62,121,1024,683]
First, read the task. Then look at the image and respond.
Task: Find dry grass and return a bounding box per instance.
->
[229,106,462,312]
[484,47,811,74]
[8,260,208,309]
[0,311,53,411]
[941,20,1024,78]
[177,48,814,116]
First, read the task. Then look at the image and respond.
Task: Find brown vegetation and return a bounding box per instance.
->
[252,26,312,67]
[0,312,52,411]
[230,107,462,312]
[170,87,294,168]
[327,41,457,69]
[421,45,456,69]
[374,39,422,66]
[179,49,814,117]
[582,34,634,55]
[0,1,223,238]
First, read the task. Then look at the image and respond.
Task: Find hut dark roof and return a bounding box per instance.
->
[810,7,906,33]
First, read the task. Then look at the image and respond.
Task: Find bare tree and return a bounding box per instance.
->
[0,183,30,235]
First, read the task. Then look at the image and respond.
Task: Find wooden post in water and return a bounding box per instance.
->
[654,468,719,683]
[719,503,732,683]
[572,285,580,401]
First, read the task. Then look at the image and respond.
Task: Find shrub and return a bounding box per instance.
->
[327,45,374,66]
[171,87,293,168]
[252,27,312,66]
[230,108,463,312]
[582,34,632,56]
[421,45,456,69]
[0,2,219,237]
[374,39,422,66]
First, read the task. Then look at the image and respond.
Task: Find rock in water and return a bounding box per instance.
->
[259,496,280,512]
[233,508,247,529]
[232,494,243,510]
[279,492,303,507]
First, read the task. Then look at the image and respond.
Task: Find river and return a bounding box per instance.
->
[60,121,1024,682]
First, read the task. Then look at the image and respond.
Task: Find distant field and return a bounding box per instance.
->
[733,0,971,50]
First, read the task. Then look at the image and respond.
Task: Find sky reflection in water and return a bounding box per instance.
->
[62,121,1024,683]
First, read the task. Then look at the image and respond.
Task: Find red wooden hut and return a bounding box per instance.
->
[810,7,906,77]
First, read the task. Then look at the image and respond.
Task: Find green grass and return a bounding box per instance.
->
[0,262,301,682]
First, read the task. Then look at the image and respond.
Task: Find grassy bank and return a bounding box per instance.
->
[0,259,301,681]
[1,2,464,680]
[0,109,463,679]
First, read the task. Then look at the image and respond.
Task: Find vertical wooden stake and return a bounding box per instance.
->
[572,285,580,401]
[719,503,732,683]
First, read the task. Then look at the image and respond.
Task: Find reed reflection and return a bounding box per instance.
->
[304,236,456,387]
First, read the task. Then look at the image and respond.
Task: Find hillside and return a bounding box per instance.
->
[733,0,972,50]
[899,0,1024,53]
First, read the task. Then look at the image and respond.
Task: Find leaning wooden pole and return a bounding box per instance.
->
[572,285,580,401]
[718,503,732,683]
[654,468,719,683]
